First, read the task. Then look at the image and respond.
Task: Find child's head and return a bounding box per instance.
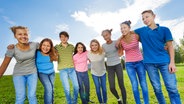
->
[101,29,112,42]
[59,31,69,44]
[141,10,155,26]
[39,38,58,61]
[10,26,29,44]
[120,20,131,35]
[39,38,53,54]
[90,39,103,54]
[74,42,86,55]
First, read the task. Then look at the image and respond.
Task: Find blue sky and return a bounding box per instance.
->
[0,0,184,75]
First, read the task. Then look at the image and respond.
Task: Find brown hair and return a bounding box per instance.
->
[141,9,155,15]
[74,42,87,55]
[90,39,103,54]
[10,26,28,35]
[101,29,112,36]
[59,31,69,38]
[121,20,131,28]
[39,38,58,61]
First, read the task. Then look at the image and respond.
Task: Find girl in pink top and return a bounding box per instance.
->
[73,42,90,104]
[117,20,149,104]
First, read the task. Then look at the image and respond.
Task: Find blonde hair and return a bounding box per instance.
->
[10,26,28,35]
[90,39,103,54]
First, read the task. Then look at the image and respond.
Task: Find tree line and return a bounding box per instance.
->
[175,36,184,63]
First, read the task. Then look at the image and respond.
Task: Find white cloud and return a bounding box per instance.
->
[55,24,69,35]
[160,17,184,44]
[2,16,16,25]
[71,0,184,45]
[71,0,170,34]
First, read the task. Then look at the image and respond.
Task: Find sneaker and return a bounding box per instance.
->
[118,100,123,104]
[88,100,95,103]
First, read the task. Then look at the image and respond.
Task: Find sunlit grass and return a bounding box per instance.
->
[0,64,184,104]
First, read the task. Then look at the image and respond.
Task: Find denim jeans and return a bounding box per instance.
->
[13,73,38,104]
[38,72,55,104]
[92,73,107,103]
[59,68,79,104]
[144,63,181,104]
[76,71,90,104]
[126,61,149,104]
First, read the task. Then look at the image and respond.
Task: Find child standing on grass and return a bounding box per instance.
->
[36,38,58,104]
[117,20,149,104]
[101,29,127,104]
[87,39,107,104]
[73,42,91,104]
[54,31,79,104]
[134,10,181,104]
[0,26,39,104]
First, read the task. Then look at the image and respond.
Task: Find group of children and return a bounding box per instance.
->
[0,9,181,104]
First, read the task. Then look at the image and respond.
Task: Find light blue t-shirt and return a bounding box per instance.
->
[36,51,54,74]
[134,24,173,63]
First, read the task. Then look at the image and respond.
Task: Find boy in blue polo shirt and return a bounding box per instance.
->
[134,10,181,104]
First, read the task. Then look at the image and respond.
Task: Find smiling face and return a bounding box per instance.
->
[90,41,99,52]
[14,29,29,44]
[77,44,84,54]
[142,12,155,26]
[102,31,111,42]
[41,41,51,54]
[60,34,68,44]
[120,23,130,36]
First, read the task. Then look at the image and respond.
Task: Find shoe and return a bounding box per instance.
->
[88,100,95,103]
[118,100,123,104]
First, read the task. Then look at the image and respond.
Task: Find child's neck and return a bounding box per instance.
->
[61,42,68,47]
[17,42,30,51]
[149,23,157,30]
[106,40,112,44]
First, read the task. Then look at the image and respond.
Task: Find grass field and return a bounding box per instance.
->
[0,64,184,104]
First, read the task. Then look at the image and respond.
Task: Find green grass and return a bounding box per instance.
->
[0,64,184,104]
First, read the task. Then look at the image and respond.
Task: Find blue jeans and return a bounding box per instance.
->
[59,68,79,104]
[38,72,55,104]
[13,73,38,104]
[144,63,181,104]
[92,73,107,103]
[76,71,90,104]
[126,61,149,104]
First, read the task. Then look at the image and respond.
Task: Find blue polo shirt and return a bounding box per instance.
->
[134,24,173,63]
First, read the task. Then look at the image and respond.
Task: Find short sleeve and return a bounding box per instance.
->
[134,28,142,36]
[164,27,173,42]
[54,44,59,51]
[5,49,15,57]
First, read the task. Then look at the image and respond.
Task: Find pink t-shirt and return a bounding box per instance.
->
[73,51,88,72]
[121,34,143,62]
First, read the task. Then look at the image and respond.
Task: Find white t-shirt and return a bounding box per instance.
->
[87,52,106,76]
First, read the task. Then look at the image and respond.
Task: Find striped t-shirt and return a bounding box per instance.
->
[121,34,143,62]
